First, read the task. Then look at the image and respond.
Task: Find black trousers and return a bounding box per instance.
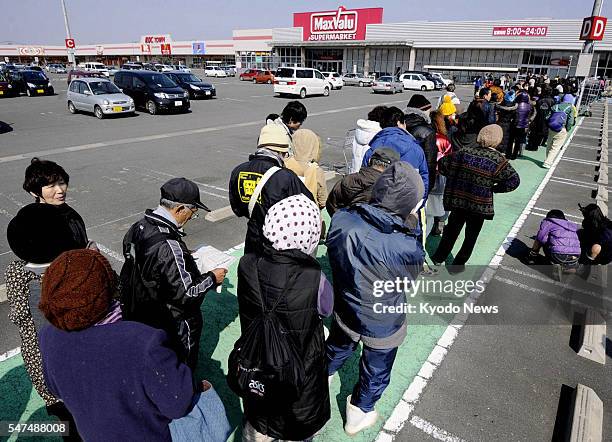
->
[507,127,527,159]
[432,209,486,266]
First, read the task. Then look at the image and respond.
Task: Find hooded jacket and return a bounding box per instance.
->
[515,92,536,129]
[284,129,327,209]
[495,100,518,153]
[326,163,425,347]
[404,107,437,192]
[325,166,383,217]
[229,150,314,253]
[362,127,429,200]
[536,217,581,256]
[551,97,576,131]
[120,210,216,365]
[351,119,382,173]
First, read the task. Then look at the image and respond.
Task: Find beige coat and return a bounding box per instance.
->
[284,129,327,209]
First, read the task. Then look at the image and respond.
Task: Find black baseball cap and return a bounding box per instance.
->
[160,178,210,212]
[370,147,400,166]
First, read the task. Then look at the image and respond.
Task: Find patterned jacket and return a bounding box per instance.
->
[439,144,520,219]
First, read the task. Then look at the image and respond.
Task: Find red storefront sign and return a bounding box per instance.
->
[492,26,548,37]
[293,6,383,42]
[580,16,607,41]
[160,43,172,55]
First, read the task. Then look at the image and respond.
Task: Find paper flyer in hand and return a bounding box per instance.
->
[192,246,235,292]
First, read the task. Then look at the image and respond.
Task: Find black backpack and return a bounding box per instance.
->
[227,260,305,409]
[119,230,165,323]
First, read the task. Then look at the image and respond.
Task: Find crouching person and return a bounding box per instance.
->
[325,162,425,435]
[38,249,230,442]
[233,194,332,442]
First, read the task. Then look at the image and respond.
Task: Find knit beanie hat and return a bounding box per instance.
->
[407,94,432,111]
[7,203,83,264]
[257,124,290,153]
[438,95,457,116]
[40,249,117,331]
[477,124,504,149]
[504,91,516,103]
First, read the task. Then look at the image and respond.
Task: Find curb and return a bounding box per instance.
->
[0,284,5,303]
[568,384,603,442]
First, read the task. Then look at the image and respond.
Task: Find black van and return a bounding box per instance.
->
[113,70,189,115]
[9,70,54,96]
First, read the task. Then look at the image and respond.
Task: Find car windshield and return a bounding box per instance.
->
[144,74,177,88]
[178,74,201,82]
[89,81,121,95]
[23,71,47,80]
[379,77,392,82]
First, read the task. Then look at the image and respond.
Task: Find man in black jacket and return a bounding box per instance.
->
[405,95,437,193]
[121,178,226,370]
[229,124,314,253]
[326,147,399,216]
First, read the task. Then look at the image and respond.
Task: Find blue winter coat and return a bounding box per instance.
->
[326,204,425,340]
[362,127,429,199]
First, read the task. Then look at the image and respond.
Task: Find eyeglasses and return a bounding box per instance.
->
[187,206,199,219]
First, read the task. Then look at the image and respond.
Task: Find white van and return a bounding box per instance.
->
[273,67,329,98]
[399,73,435,91]
[79,62,109,77]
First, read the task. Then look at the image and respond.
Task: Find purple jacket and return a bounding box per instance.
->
[515,93,534,129]
[536,218,581,255]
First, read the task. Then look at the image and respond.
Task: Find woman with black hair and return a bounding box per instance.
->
[579,203,612,265]
[5,157,90,440]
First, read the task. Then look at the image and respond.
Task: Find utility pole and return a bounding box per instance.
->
[60,0,76,69]
[575,0,604,113]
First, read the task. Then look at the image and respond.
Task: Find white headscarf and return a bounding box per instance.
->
[263,194,321,256]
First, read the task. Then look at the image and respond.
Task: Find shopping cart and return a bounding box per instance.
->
[578,79,604,117]
[320,129,355,175]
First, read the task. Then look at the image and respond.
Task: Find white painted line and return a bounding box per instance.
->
[549,175,608,189]
[561,157,602,166]
[409,416,466,442]
[0,347,21,363]
[532,206,582,220]
[376,117,586,440]
[0,99,408,165]
[382,400,415,433]
[549,178,597,190]
[88,211,143,230]
[222,98,247,102]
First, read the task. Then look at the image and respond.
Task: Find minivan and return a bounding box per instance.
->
[79,62,110,77]
[273,67,329,99]
[114,70,189,115]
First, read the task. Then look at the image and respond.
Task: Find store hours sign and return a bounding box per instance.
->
[294,6,383,41]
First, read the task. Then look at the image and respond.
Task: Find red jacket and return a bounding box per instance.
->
[435,133,453,168]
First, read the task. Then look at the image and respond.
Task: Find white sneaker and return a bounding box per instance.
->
[344,395,378,436]
[328,374,335,387]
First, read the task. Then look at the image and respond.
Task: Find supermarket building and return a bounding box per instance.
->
[2,6,612,82]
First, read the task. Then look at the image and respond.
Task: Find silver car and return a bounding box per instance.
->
[372,76,404,94]
[342,72,373,87]
[67,77,135,119]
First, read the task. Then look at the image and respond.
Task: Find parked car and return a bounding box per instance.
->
[66,70,106,85]
[371,71,391,79]
[372,76,404,94]
[154,64,174,73]
[120,63,142,70]
[166,71,215,99]
[79,62,110,78]
[204,66,227,77]
[254,70,274,84]
[430,72,453,86]
[0,73,15,97]
[8,70,54,96]
[171,65,191,73]
[273,67,329,98]
[222,65,236,76]
[342,72,373,87]
[113,70,189,115]
[47,64,67,74]
[0,64,17,74]
[322,71,343,90]
[239,69,260,81]
[399,73,435,91]
[107,66,120,76]
[28,66,45,74]
[67,78,134,119]
[408,71,444,89]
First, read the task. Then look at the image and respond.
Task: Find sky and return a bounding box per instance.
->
[1,0,609,45]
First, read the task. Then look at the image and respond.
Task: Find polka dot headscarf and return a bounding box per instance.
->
[263,194,321,256]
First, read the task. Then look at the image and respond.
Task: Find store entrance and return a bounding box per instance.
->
[305,48,343,73]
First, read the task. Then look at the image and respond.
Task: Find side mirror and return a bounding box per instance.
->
[84,90,92,95]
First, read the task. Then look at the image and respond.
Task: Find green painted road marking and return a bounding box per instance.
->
[0,147,550,442]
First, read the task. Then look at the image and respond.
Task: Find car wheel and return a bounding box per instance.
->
[26,89,32,97]
[239,76,243,81]
[299,88,307,99]
[147,100,157,115]
[421,85,427,91]
[359,81,364,87]
[94,105,105,119]
[323,87,330,97]
[399,87,404,93]
[67,101,77,114]
[253,78,257,83]
[267,79,272,84]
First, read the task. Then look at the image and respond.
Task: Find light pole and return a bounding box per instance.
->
[575,0,604,113]
[60,0,76,69]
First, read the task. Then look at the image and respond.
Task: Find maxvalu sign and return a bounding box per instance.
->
[294,6,383,41]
